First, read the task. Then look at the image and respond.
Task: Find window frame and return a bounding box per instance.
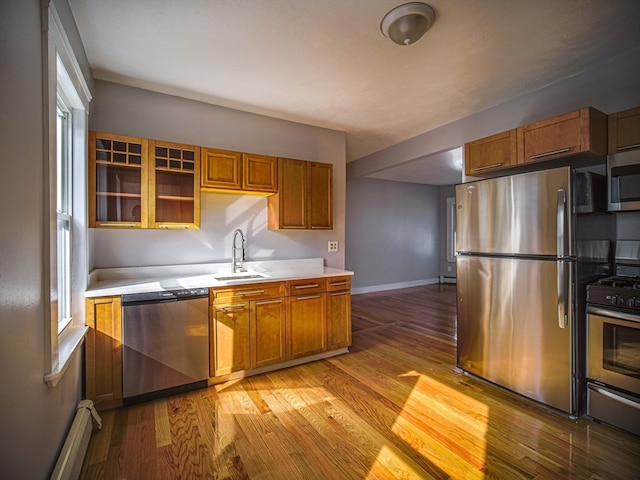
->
[446,196,456,263]
[44,3,92,387]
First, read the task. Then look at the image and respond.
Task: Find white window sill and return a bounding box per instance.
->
[44,325,88,388]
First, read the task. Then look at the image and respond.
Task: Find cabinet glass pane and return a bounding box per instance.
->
[155,170,194,224]
[96,195,142,222]
[155,199,194,223]
[156,171,193,198]
[95,165,142,222]
[96,165,141,194]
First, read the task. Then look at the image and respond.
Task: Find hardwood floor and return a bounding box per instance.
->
[80,284,640,479]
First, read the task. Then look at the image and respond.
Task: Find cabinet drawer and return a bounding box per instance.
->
[327,276,351,292]
[211,281,284,304]
[286,277,325,296]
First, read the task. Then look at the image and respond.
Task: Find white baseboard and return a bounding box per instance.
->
[352,278,439,295]
[439,275,457,284]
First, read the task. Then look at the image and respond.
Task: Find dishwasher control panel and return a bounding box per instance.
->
[122,287,209,305]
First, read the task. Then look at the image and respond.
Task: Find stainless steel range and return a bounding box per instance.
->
[586,240,640,436]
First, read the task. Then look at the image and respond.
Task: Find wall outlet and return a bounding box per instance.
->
[328,240,338,252]
[447,266,452,272]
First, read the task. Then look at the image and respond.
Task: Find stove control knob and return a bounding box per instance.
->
[608,294,618,305]
[617,295,625,305]
[635,297,640,308]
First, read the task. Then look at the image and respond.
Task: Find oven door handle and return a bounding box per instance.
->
[587,306,640,324]
[590,385,640,411]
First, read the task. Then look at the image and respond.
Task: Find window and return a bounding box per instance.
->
[56,101,72,334]
[446,196,456,263]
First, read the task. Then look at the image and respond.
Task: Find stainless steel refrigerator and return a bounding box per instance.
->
[455,166,611,416]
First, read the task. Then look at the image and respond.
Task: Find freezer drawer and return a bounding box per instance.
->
[456,166,572,256]
[456,255,575,414]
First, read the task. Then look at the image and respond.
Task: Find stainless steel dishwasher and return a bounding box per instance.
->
[122,288,209,405]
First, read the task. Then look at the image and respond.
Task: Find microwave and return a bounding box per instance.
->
[608,149,640,212]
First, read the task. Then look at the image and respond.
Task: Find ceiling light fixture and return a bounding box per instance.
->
[380,2,436,46]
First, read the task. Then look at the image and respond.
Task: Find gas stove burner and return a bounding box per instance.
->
[595,276,640,289]
[588,276,640,311]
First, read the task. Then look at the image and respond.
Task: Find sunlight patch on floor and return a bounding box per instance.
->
[368,445,435,480]
[391,372,489,479]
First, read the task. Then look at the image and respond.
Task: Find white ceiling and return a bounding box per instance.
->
[68,0,640,185]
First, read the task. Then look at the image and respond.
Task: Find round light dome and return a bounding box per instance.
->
[380,2,436,46]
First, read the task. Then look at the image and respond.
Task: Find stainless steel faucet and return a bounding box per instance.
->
[231,228,246,273]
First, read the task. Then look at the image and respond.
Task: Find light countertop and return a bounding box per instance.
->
[85,258,353,297]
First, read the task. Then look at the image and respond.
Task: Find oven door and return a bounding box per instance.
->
[587,307,640,395]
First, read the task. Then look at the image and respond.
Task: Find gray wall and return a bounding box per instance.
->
[0,1,91,478]
[345,178,440,292]
[617,212,640,240]
[90,81,347,270]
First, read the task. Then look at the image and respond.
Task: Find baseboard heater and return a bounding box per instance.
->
[439,275,456,284]
[51,400,102,480]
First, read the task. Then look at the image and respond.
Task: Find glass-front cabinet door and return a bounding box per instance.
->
[149,140,200,229]
[89,132,201,229]
[89,132,148,228]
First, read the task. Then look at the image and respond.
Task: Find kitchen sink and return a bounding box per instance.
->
[213,273,267,282]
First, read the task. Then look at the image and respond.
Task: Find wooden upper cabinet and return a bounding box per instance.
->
[519,107,607,164]
[89,132,201,229]
[89,131,149,228]
[149,140,201,229]
[242,153,277,193]
[201,148,242,190]
[464,129,519,176]
[608,106,640,154]
[309,162,333,229]
[267,158,333,230]
[201,149,277,194]
[268,158,307,229]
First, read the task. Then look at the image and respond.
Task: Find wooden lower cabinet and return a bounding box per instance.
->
[251,298,286,368]
[85,296,123,411]
[210,282,285,377]
[327,277,352,350]
[211,302,250,376]
[287,293,327,359]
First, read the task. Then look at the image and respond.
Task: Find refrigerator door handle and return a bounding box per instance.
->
[556,189,566,257]
[557,260,568,329]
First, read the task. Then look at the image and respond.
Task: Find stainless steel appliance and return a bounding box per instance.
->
[456,166,611,416]
[586,240,640,435]
[122,288,209,404]
[607,149,640,212]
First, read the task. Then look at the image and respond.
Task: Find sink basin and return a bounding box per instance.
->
[213,273,267,282]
